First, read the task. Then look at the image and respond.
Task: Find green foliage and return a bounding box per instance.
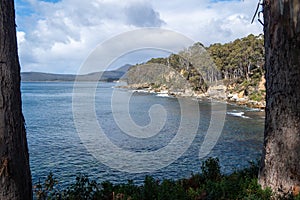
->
[34,157,280,200]
[201,157,222,182]
[207,34,266,104]
[249,91,265,102]
[294,194,300,200]
[127,48,211,93]
[127,34,265,102]
[99,181,114,200]
[34,172,60,200]
[158,179,187,200]
[207,34,264,80]
[147,57,167,65]
[62,174,101,200]
[143,176,159,199]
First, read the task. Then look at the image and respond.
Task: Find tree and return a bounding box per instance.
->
[0,0,32,199]
[259,0,300,197]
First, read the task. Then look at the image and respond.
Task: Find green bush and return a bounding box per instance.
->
[33,157,277,200]
[61,174,101,200]
[34,172,60,199]
[201,157,222,182]
[249,91,264,102]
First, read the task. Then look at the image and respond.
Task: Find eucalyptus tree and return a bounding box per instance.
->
[0,0,32,199]
[259,0,300,197]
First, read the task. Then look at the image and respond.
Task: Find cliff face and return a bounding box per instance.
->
[126,62,204,97]
[225,75,266,108]
[127,63,188,92]
[126,43,219,96]
[126,34,265,108]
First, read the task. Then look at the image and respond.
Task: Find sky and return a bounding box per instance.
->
[15,0,263,74]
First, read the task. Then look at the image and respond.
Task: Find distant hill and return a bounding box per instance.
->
[113,64,132,73]
[21,72,76,82]
[21,64,132,82]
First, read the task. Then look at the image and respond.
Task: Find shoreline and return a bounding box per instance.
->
[119,83,266,110]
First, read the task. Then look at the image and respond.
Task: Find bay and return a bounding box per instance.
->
[21,81,264,187]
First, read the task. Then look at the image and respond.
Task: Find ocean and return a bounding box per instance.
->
[21,81,264,187]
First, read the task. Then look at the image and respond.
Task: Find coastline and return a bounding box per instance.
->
[119,83,266,110]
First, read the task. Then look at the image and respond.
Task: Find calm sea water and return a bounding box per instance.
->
[21,82,264,187]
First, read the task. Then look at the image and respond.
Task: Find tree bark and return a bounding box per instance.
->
[0,0,32,199]
[259,0,300,197]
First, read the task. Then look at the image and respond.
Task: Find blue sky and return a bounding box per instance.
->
[15,0,262,74]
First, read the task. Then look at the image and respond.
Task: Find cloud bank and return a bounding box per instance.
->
[15,0,262,73]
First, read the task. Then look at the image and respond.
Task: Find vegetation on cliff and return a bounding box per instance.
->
[127,43,219,95]
[126,34,265,107]
[208,34,265,107]
[208,34,264,81]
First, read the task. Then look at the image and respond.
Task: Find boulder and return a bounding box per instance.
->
[238,90,244,98]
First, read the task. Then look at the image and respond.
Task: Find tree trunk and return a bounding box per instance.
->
[259,0,300,197]
[0,0,32,199]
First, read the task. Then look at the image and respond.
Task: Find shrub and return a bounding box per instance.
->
[201,157,222,182]
[34,172,60,200]
[34,157,276,200]
[61,174,101,200]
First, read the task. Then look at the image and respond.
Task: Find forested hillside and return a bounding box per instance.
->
[208,34,264,81]
[208,34,265,106]
[126,34,265,108]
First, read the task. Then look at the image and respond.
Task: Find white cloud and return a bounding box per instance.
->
[17,31,26,43]
[78,28,195,74]
[16,0,262,73]
[157,0,263,45]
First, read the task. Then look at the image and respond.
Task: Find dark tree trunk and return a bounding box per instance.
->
[0,0,32,199]
[259,0,300,197]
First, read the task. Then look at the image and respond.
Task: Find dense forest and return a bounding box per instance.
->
[208,34,264,81]
[208,34,265,105]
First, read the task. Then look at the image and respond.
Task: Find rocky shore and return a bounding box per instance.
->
[120,82,266,109]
